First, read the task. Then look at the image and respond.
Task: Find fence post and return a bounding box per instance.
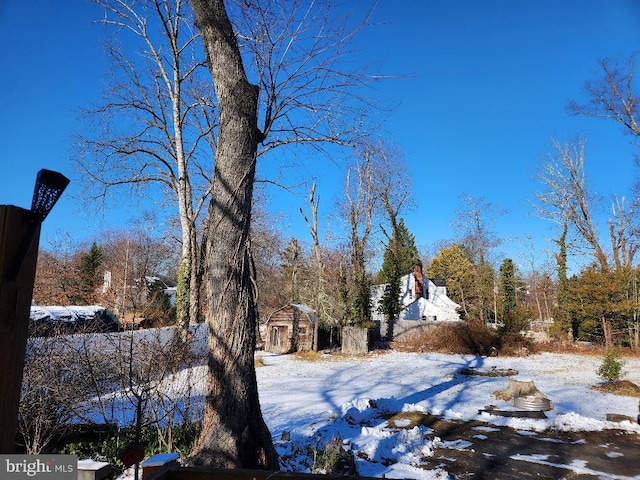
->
[0,205,42,452]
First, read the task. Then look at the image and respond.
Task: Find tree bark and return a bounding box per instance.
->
[189,0,278,469]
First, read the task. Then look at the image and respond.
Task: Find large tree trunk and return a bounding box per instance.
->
[189,0,278,469]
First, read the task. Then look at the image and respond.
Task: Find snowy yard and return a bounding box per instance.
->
[100,332,640,479]
[252,350,640,479]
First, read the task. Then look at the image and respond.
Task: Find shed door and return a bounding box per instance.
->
[271,327,280,349]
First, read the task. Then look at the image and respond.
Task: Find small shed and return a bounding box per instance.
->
[264,304,317,353]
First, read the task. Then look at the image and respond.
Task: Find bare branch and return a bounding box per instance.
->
[568,53,640,140]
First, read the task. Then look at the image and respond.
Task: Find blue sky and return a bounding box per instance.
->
[1,1,640,272]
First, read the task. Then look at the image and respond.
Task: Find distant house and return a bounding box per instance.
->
[29,305,120,336]
[371,264,461,339]
[264,304,317,353]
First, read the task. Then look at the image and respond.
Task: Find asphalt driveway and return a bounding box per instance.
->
[418,415,640,479]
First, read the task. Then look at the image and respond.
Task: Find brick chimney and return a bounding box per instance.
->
[413,264,424,300]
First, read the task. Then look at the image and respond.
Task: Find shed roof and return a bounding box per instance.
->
[267,303,317,324]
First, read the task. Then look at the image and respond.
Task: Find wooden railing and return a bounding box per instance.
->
[145,465,377,480]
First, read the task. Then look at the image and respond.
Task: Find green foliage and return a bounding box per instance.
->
[59,433,123,466]
[427,245,472,291]
[499,305,530,334]
[553,222,572,335]
[77,242,104,304]
[348,269,372,326]
[144,278,176,327]
[55,422,201,476]
[577,318,600,342]
[427,244,480,320]
[337,264,349,323]
[498,258,516,319]
[377,219,419,331]
[597,348,626,382]
[564,265,640,344]
[378,219,420,284]
[379,276,402,322]
[175,258,191,331]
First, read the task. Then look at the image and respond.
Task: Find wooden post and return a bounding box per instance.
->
[0,205,42,453]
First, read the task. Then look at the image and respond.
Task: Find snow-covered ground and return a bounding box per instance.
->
[115,348,640,479]
[255,350,640,479]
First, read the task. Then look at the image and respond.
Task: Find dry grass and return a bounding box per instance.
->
[534,342,640,359]
[393,321,533,356]
[386,411,430,429]
[294,350,328,362]
[592,380,640,397]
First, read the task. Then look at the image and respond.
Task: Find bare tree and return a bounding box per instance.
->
[568,53,640,139]
[515,235,556,325]
[300,184,332,349]
[186,0,277,466]
[566,54,640,270]
[188,0,378,468]
[77,0,215,336]
[80,0,383,338]
[368,140,414,238]
[453,193,504,267]
[98,227,176,322]
[341,149,376,325]
[18,336,84,454]
[250,205,288,324]
[33,233,81,305]
[609,195,640,271]
[534,137,640,272]
[452,193,505,320]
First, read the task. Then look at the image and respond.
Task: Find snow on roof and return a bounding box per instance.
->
[30,305,109,322]
[289,304,316,315]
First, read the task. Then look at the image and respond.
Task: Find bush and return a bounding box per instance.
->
[597,348,625,383]
[497,331,534,356]
[56,422,201,476]
[313,437,357,475]
[394,321,534,356]
[394,321,497,355]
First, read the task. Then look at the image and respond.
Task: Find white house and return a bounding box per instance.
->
[371,264,461,339]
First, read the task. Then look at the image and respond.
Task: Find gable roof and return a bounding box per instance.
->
[266,303,317,324]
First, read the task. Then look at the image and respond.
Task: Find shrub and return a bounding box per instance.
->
[394,321,534,356]
[313,437,357,475]
[395,321,498,355]
[497,331,534,356]
[597,348,625,383]
[56,422,201,476]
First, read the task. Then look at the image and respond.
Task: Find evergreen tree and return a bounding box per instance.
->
[566,266,630,346]
[554,221,573,338]
[77,242,104,304]
[350,268,372,326]
[498,258,518,331]
[144,278,175,327]
[378,219,420,284]
[377,219,420,338]
[337,262,350,325]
